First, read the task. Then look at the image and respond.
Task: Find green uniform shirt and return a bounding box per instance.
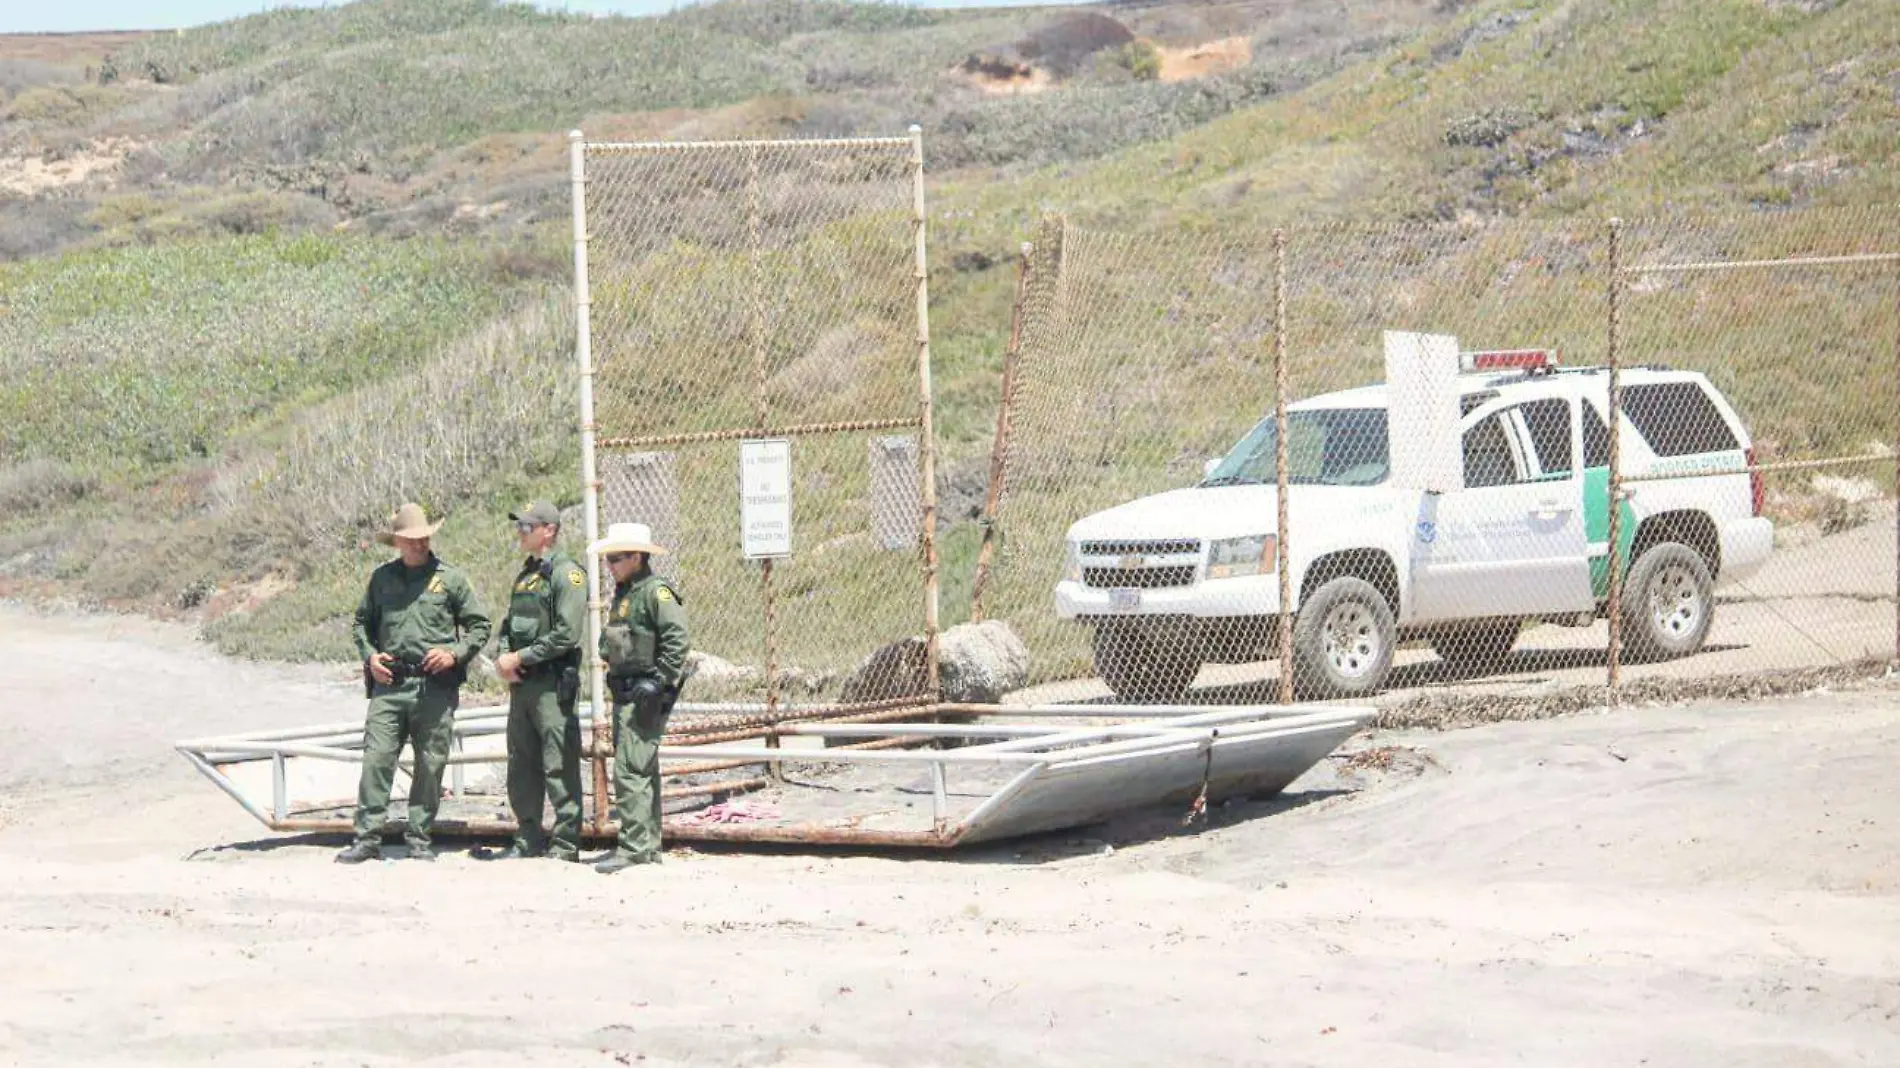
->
[501,549,589,669]
[601,570,689,687]
[351,554,491,666]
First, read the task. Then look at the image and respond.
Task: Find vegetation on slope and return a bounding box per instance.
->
[0,0,1894,666]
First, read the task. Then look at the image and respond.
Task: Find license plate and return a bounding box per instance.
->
[1109,588,1141,613]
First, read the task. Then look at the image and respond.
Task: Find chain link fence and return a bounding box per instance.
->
[577,131,938,747]
[977,211,1899,711]
[572,126,1897,727]
[1613,211,1900,691]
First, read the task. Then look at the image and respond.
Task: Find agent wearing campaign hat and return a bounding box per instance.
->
[588,522,689,874]
[337,503,491,864]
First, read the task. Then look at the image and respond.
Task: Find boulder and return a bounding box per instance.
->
[838,620,1030,704]
[685,650,762,687]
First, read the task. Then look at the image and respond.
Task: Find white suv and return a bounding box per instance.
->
[1056,351,1773,700]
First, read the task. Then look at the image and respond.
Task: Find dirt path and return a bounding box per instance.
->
[1,604,1897,1066]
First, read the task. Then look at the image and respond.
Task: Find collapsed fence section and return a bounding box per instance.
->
[976,211,1899,711]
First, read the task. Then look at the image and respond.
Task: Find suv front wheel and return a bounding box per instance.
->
[1292,576,1397,700]
[1622,542,1715,662]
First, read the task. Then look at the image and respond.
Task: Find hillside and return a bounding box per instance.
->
[0,0,1896,665]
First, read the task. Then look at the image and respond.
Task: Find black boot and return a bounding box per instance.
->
[595,852,657,874]
[335,841,382,865]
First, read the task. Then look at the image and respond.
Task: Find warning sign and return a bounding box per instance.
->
[739,439,792,559]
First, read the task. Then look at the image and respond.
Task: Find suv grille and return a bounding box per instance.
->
[1084,566,1197,590]
[1079,539,1201,557]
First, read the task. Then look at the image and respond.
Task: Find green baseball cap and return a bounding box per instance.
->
[508,500,562,527]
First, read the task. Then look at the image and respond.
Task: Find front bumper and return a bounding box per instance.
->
[1055,574,1281,620]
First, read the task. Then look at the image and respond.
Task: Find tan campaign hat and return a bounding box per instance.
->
[376,502,444,545]
[588,522,669,557]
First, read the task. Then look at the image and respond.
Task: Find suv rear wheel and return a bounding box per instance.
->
[1091,621,1202,704]
[1622,542,1715,662]
[1292,576,1396,700]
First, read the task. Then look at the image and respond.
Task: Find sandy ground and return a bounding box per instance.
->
[2,603,1898,1067]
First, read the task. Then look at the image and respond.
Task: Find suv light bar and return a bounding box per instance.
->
[1462,348,1558,372]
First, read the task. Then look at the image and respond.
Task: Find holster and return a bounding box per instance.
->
[365,654,462,695]
[364,656,418,696]
[609,673,677,717]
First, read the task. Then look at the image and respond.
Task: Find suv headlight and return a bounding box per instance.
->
[1062,540,1082,584]
[1206,535,1276,580]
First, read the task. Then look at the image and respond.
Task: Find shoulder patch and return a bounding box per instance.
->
[655,585,676,604]
[567,569,586,587]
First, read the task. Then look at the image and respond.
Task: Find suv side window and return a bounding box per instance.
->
[1463,414,1523,488]
[1515,399,1572,478]
[1623,382,1740,457]
[1582,403,1612,467]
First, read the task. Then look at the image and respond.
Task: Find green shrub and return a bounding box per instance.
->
[1118,40,1162,82]
[4,86,86,123]
[0,233,516,473]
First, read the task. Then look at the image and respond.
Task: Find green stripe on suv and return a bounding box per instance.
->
[1584,465,1639,600]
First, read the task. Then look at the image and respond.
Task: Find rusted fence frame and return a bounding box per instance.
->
[969,242,1036,623]
[575,130,946,817]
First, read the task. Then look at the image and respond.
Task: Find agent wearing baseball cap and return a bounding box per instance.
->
[487,500,589,862]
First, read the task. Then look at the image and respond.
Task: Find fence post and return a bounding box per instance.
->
[910,126,943,701]
[746,142,783,759]
[970,241,1035,624]
[569,130,610,836]
[1273,228,1295,705]
[1894,260,1899,666]
[1606,217,1625,705]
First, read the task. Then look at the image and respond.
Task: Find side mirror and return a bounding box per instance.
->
[1202,457,1221,478]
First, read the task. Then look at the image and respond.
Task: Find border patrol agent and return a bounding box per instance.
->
[487,500,590,862]
[338,503,491,864]
[589,522,689,875]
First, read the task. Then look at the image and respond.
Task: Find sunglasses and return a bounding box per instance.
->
[514,521,540,534]
[605,552,640,565]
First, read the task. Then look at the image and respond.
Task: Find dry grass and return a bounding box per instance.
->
[219,293,575,554]
[0,459,95,517]
[0,32,150,68]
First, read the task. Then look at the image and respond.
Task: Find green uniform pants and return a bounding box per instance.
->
[612,698,669,861]
[506,673,583,858]
[352,679,457,848]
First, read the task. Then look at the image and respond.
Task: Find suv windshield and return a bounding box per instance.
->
[1201,408,1390,487]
